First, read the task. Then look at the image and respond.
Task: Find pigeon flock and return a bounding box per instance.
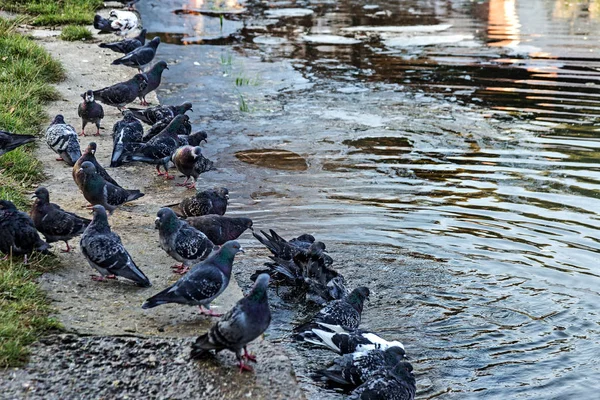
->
[0,6,416,399]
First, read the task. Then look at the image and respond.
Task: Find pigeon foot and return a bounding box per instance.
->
[198,306,223,317]
[55,157,64,161]
[243,347,257,362]
[79,131,86,136]
[238,362,253,373]
[171,264,189,275]
[60,241,72,253]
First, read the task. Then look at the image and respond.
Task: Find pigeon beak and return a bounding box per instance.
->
[154,217,160,229]
[238,247,245,253]
[31,194,37,199]
[190,109,194,112]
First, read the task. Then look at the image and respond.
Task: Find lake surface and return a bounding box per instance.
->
[138,0,600,398]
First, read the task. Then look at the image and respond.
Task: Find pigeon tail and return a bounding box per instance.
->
[119,264,152,287]
[125,189,144,202]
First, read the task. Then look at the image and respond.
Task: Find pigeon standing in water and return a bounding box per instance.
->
[190,273,272,372]
[99,29,146,54]
[186,215,253,246]
[45,114,81,166]
[304,326,405,355]
[112,37,160,71]
[138,61,168,106]
[170,145,215,189]
[30,187,91,253]
[77,161,144,214]
[165,187,229,218]
[0,130,35,157]
[91,74,147,110]
[78,90,104,136]
[348,361,416,400]
[129,102,193,125]
[0,200,50,264]
[110,110,144,167]
[73,142,121,189]
[142,241,244,316]
[155,207,214,274]
[80,205,151,286]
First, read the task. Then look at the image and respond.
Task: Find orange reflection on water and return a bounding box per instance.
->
[488,0,520,47]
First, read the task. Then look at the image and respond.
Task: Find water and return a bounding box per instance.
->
[138,0,600,398]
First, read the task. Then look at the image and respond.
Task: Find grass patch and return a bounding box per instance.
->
[0,17,64,367]
[60,25,92,41]
[0,0,103,26]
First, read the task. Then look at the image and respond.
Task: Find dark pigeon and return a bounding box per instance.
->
[304,326,405,355]
[190,273,271,372]
[110,110,144,167]
[92,74,148,109]
[73,142,121,189]
[45,114,81,166]
[30,187,90,253]
[76,161,144,214]
[99,28,147,54]
[348,361,416,400]
[180,130,208,147]
[138,61,168,106]
[171,145,215,189]
[314,346,407,388]
[142,116,192,143]
[93,14,118,34]
[112,37,160,71]
[129,102,193,125]
[80,205,151,286]
[186,215,253,246]
[141,240,244,316]
[165,187,229,218]
[0,200,50,264]
[0,130,35,157]
[155,207,214,274]
[78,90,104,136]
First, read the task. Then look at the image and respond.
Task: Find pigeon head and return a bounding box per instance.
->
[215,187,229,200]
[109,10,118,18]
[79,161,97,175]
[52,114,65,125]
[155,207,179,233]
[177,102,193,115]
[390,361,415,385]
[149,37,161,49]
[91,204,109,222]
[32,187,50,204]
[153,61,169,72]
[85,142,97,155]
[122,109,136,121]
[188,131,207,146]
[383,346,407,365]
[248,273,270,302]
[82,90,94,103]
[192,146,202,159]
[346,286,370,313]
[0,200,17,210]
[212,240,244,268]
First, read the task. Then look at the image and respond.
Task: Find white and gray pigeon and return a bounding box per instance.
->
[141,240,244,316]
[77,90,104,136]
[348,361,416,400]
[0,130,35,157]
[91,74,147,110]
[45,114,82,166]
[155,207,214,274]
[80,205,151,287]
[112,37,160,71]
[109,9,139,37]
[314,346,407,388]
[99,28,146,54]
[164,187,229,218]
[306,325,405,355]
[170,145,215,189]
[129,102,193,125]
[190,273,271,372]
[138,61,168,106]
[110,110,144,167]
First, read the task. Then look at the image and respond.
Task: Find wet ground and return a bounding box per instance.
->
[137,0,600,399]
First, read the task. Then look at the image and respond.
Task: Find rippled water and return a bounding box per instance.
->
[138,0,600,398]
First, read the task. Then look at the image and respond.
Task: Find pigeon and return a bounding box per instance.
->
[110,110,145,167]
[73,142,121,189]
[99,28,146,54]
[171,145,215,189]
[45,114,82,166]
[348,361,416,400]
[294,286,370,334]
[186,215,253,246]
[305,325,405,355]
[314,346,407,388]
[109,9,139,36]
[155,207,214,274]
[142,116,192,143]
[93,14,119,34]
[30,187,91,253]
[129,102,193,125]
[138,61,168,106]
[77,90,104,136]
[112,37,160,71]
[91,74,148,110]
[77,161,144,214]
[0,130,35,157]
[141,240,244,316]
[190,273,271,372]
[180,130,208,147]
[0,200,50,263]
[80,205,151,286]
[165,187,229,218]
[123,114,189,178]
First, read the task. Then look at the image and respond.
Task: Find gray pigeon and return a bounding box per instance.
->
[45,114,82,166]
[73,142,121,189]
[171,145,215,189]
[348,361,416,400]
[190,273,271,372]
[165,187,229,218]
[186,215,253,246]
[142,116,192,142]
[179,130,208,147]
[30,187,90,253]
[99,29,146,54]
[110,110,144,167]
[76,161,144,214]
[80,205,151,287]
[78,90,104,136]
[92,74,148,110]
[304,326,405,355]
[155,207,214,274]
[141,240,244,316]
[138,61,168,106]
[0,130,35,157]
[0,200,50,264]
[129,102,193,125]
[112,37,160,71]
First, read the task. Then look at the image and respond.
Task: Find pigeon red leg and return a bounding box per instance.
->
[176,177,190,187]
[171,264,189,275]
[79,131,86,136]
[164,170,174,180]
[94,129,101,136]
[60,241,71,253]
[243,347,257,362]
[198,305,223,317]
[156,165,165,176]
[55,157,64,161]
[238,361,253,373]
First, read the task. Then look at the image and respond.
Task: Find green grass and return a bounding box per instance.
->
[60,25,92,41]
[0,17,64,367]
[0,0,103,26]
